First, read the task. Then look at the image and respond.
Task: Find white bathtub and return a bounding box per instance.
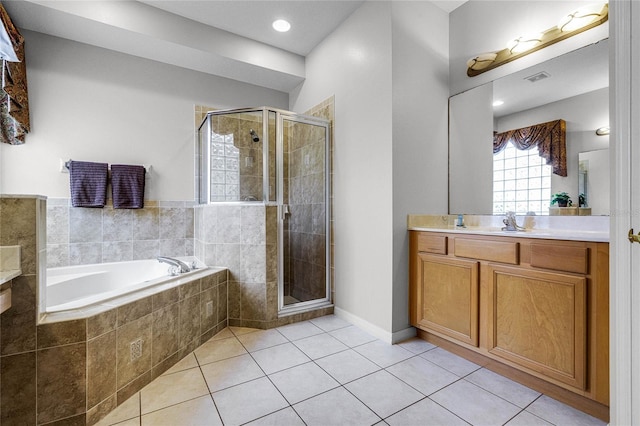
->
[46,257,213,313]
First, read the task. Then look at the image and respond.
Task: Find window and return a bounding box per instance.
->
[493,142,552,215]
[210,132,240,201]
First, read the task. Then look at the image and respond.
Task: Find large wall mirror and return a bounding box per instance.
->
[449,39,609,216]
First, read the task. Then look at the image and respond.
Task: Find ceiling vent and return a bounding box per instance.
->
[524,71,551,83]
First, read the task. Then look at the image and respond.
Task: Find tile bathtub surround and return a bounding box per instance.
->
[46,199,195,267]
[0,196,228,426]
[96,315,606,426]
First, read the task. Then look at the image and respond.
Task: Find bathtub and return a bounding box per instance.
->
[46,257,214,313]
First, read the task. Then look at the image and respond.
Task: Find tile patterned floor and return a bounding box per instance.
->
[96,315,606,426]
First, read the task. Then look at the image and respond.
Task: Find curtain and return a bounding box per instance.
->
[0,3,29,145]
[493,119,567,177]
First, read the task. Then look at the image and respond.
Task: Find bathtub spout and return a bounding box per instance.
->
[157,257,191,273]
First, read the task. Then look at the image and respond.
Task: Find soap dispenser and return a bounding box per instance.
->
[456,214,465,228]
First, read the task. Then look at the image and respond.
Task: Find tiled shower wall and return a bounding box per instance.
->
[194,203,333,329]
[46,199,194,267]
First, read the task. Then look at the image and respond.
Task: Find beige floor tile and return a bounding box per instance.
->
[236,328,288,352]
[140,367,209,414]
[309,314,351,332]
[276,321,324,341]
[466,368,541,408]
[201,353,264,392]
[251,342,311,374]
[525,395,607,425]
[386,356,459,396]
[162,353,198,376]
[292,332,349,360]
[193,336,247,365]
[353,340,414,368]
[315,348,380,384]
[209,327,235,341]
[95,393,140,426]
[420,347,480,377]
[396,337,437,354]
[112,419,140,426]
[229,326,259,336]
[269,362,339,404]
[386,398,468,426]
[293,386,380,426]
[212,377,288,426]
[329,325,377,347]
[430,379,521,425]
[141,395,222,426]
[506,410,553,425]
[345,370,424,418]
[245,407,305,426]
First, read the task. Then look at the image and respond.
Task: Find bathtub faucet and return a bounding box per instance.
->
[157,257,191,274]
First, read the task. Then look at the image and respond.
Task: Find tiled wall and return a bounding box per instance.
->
[1,195,228,425]
[194,203,332,329]
[46,199,194,268]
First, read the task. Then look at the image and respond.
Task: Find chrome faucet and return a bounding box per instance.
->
[157,256,191,274]
[502,211,526,232]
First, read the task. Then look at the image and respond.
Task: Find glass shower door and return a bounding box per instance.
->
[279,113,331,312]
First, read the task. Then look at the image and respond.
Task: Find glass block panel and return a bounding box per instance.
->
[504,180,516,191]
[211,156,225,170]
[516,156,529,168]
[493,142,552,215]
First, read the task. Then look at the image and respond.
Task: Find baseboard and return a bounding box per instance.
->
[334,307,416,344]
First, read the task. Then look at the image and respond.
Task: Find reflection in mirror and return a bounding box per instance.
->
[579,149,610,215]
[449,39,609,216]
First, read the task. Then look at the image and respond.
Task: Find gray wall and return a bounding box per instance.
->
[0,30,288,200]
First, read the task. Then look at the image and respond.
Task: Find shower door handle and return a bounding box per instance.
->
[281,204,290,220]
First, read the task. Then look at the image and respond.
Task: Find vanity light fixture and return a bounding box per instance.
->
[506,34,543,54]
[596,126,610,136]
[467,2,608,77]
[493,100,504,107]
[272,19,291,32]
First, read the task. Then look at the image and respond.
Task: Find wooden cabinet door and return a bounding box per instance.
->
[487,265,587,390]
[413,253,479,347]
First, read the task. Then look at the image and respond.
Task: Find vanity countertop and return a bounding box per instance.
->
[408,226,609,242]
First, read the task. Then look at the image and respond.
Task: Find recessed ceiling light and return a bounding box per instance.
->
[493,100,504,107]
[272,19,291,32]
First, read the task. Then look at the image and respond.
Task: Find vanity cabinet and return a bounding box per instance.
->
[414,253,479,346]
[409,231,609,411]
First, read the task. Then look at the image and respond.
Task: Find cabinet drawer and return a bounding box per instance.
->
[454,238,519,264]
[530,244,588,274]
[417,234,447,254]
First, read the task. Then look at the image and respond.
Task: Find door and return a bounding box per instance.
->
[414,253,480,347]
[611,1,639,424]
[487,265,587,390]
[278,113,331,312]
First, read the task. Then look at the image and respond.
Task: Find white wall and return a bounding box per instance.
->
[391,1,449,333]
[449,83,494,214]
[290,1,395,334]
[290,1,449,338]
[450,1,609,96]
[0,30,288,200]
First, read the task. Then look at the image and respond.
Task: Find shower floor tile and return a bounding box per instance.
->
[95,315,607,426]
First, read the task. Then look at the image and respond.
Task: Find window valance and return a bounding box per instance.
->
[0,3,29,145]
[493,119,567,177]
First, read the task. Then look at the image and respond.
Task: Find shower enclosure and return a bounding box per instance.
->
[197,107,331,316]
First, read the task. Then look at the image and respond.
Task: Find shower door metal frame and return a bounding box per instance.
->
[276,111,332,315]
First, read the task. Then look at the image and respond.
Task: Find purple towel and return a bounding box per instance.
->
[69,160,108,208]
[111,164,145,209]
